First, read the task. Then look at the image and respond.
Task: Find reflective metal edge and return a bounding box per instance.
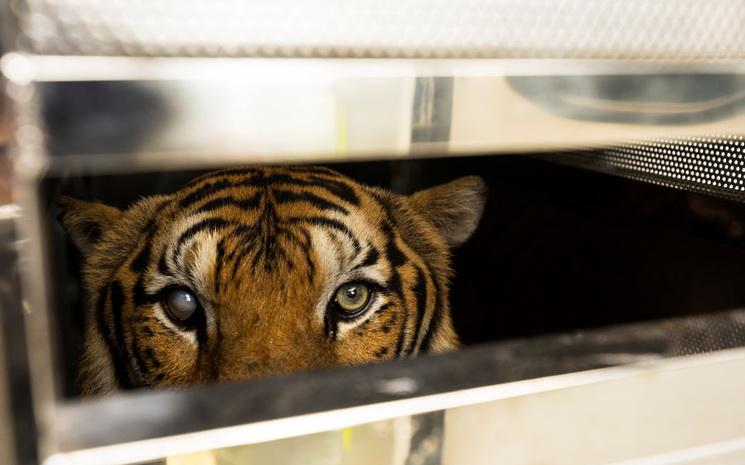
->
[5,55,745,176]
[0,224,17,465]
[5,60,59,465]
[0,209,39,465]
[44,347,745,465]
[16,171,60,464]
[10,55,745,81]
[0,32,13,463]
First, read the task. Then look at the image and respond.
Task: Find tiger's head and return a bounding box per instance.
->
[58,166,486,395]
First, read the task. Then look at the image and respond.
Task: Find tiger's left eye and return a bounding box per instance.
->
[334,283,371,316]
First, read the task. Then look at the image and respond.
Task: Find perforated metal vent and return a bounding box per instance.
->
[545,135,745,202]
[667,310,745,356]
[7,0,745,58]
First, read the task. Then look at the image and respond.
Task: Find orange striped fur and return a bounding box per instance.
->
[58,166,486,395]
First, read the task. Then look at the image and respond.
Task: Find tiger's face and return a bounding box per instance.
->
[58,166,486,395]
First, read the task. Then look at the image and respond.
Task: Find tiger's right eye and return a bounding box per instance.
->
[161,287,200,323]
[333,282,372,317]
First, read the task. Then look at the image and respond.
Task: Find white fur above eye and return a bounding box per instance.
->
[182,231,219,296]
[309,217,388,334]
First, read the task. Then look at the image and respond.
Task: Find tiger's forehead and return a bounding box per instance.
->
[146,166,391,297]
[177,166,363,209]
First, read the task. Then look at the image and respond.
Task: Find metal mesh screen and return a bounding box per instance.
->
[7,0,745,58]
[543,135,745,202]
[487,309,745,371]
[667,311,745,356]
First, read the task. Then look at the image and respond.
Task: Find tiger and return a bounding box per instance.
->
[57,165,486,395]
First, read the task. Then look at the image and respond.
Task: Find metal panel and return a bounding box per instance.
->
[541,135,745,202]
[7,0,745,59]
[42,348,745,465]
[443,351,745,465]
[37,308,745,464]
[4,55,745,177]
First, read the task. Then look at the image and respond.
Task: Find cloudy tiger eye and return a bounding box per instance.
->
[162,287,199,322]
[334,283,371,315]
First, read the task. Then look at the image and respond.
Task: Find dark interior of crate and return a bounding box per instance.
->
[41,154,745,397]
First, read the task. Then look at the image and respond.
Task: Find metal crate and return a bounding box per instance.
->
[3,1,745,465]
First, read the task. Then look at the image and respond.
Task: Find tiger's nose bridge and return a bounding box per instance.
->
[215,332,286,379]
[216,331,319,379]
[212,273,323,378]
[216,305,314,369]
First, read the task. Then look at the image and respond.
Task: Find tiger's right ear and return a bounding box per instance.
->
[407,176,487,247]
[56,196,122,254]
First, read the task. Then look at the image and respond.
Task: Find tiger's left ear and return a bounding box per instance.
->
[56,196,123,255]
[408,176,487,247]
